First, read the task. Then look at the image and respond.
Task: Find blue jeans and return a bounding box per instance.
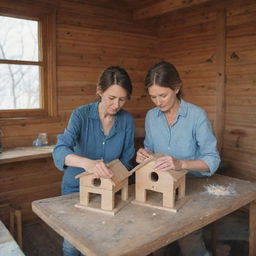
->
[63,239,85,256]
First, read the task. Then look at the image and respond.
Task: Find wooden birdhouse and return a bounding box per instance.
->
[133,154,187,212]
[75,159,132,215]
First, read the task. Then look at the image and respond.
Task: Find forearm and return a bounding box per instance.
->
[64,154,94,171]
[64,154,113,178]
[180,159,209,172]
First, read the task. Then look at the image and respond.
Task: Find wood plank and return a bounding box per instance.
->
[133,0,211,19]
[215,8,226,153]
[0,146,54,164]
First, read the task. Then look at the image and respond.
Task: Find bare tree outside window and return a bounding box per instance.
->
[0,16,40,110]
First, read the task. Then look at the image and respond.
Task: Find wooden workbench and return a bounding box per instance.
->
[0,221,25,256]
[0,146,54,164]
[32,174,256,256]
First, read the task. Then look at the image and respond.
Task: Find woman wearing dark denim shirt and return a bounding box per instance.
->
[53,66,135,256]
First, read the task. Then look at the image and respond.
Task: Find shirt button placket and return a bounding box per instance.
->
[168,127,172,151]
[102,139,106,160]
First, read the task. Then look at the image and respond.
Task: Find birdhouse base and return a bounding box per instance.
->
[132,190,188,213]
[75,193,133,216]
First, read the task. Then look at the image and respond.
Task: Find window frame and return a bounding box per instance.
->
[0,6,56,119]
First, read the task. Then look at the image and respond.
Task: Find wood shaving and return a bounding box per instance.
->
[203,184,237,196]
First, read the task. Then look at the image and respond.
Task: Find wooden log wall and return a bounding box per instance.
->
[157,0,256,181]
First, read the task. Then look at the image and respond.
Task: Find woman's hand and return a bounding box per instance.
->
[136,148,153,163]
[85,159,113,179]
[64,154,113,178]
[154,155,183,171]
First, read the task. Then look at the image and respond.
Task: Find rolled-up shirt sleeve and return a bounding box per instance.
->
[120,115,135,170]
[144,112,154,152]
[195,111,220,176]
[52,109,82,171]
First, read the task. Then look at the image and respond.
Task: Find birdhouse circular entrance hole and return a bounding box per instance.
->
[150,172,159,182]
[92,178,101,187]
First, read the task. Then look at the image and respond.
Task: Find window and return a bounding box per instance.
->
[0,6,56,119]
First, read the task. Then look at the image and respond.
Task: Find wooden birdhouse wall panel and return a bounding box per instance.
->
[136,164,174,193]
[80,176,113,190]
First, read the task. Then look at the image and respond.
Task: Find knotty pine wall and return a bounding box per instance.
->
[223,0,256,181]
[158,5,217,126]
[157,0,256,181]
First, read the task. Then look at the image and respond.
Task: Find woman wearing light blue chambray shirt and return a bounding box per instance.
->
[53,66,135,256]
[136,61,220,256]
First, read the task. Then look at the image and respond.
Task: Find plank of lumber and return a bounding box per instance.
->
[215,8,226,153]
[0,146,54,164]
[133,0,212,19]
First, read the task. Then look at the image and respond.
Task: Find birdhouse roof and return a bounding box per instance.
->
[130,154,187,181]
[75,159,130,186]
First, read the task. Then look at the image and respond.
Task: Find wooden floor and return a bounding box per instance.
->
[23,220,62,256]
[21,210,248,256]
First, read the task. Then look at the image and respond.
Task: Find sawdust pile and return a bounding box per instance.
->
[203,184,237,196]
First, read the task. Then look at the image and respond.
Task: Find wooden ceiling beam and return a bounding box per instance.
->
[133,0,212,19]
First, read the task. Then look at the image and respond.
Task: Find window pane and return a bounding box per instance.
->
[0,16,39,61]
[0,64,40,110]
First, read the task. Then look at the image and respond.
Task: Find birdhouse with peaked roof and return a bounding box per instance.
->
[75,159,132,215]
[132,154,187,212]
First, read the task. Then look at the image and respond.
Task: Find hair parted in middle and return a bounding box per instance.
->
[144,61,182,99]
[97,66,132,99]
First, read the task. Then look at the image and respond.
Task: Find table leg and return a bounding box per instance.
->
[211,221,218,256]
[249,201,256,256]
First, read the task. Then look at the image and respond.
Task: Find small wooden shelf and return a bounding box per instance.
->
[0,146,54,164]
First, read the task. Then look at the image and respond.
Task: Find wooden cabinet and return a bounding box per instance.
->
[0,147,62,224]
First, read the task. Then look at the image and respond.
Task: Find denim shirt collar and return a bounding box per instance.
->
[88,101,100,119]
[87,101,120,138]
[156,99,188,118]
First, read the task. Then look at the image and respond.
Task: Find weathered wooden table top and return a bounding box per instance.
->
[32,174,256,256]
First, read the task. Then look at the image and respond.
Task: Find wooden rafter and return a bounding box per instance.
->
[134,0,212,19]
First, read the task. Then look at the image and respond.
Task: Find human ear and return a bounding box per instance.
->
[175,88,180,94]
[96,87,102,97]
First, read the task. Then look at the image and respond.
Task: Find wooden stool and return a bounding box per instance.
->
[9,206,23,249]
